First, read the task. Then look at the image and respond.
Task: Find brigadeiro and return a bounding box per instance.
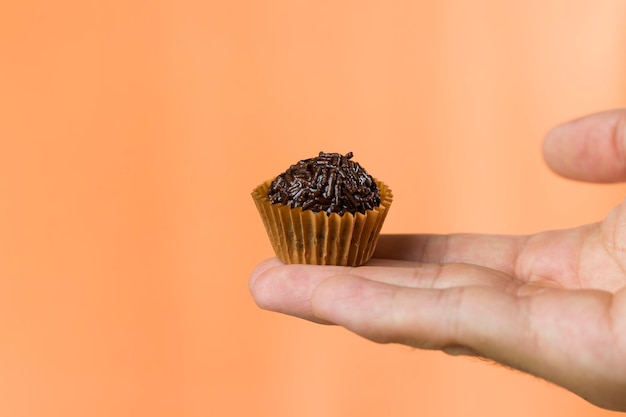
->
[251,152,393,266]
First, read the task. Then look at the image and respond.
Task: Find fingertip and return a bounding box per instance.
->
[542,121,565,164]
[310,275,354,319]
[311,275,399,342]
[311,275,366,314]
[249,258,296,313]
[249,257,284,291]
[542,113,586,178]
[542,109,626,183]
[249,262,344,323]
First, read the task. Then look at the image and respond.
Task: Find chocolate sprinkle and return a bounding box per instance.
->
[268,152,380,215]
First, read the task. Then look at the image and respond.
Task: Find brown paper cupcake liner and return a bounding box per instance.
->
[252,179,392,266]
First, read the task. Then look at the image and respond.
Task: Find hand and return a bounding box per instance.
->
[249,109,626,411]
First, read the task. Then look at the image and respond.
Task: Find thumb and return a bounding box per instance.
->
[543,109,626,183]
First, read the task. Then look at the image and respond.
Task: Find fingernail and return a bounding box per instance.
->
[442,345,478,357]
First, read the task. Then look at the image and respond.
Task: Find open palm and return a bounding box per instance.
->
[250,110,626,411]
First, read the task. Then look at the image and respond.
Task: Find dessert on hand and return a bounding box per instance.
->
[252,152,392,266]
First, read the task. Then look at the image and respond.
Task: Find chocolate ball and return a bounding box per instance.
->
[268,152,380,215]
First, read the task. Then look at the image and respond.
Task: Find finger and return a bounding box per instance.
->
[249,259,341,324]
[364,259,517,290]
[374,234,526,276]
[543,109,626,183]
[249,257,284,289]
[250,258,518,323]
[310,275,520,350]
[311,275,624,410]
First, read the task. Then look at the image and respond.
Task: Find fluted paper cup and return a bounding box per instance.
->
[252,179,392,266]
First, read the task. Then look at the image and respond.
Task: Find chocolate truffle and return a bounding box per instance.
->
[251,151,392,266]
[267,151,380,215]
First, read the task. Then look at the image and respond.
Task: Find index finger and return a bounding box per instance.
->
[374,233,526,276]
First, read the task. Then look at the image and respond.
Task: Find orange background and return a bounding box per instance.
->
[1,1,626,416]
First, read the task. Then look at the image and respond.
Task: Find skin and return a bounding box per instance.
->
[249,109,626,411]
